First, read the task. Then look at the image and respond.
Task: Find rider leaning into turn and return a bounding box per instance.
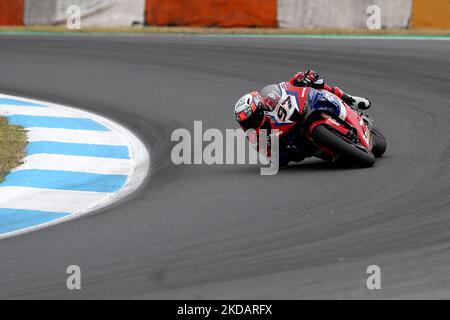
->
[234,70,372,165]
[235,69,371,131]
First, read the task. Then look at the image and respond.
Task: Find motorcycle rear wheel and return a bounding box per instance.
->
[313,125,375,167]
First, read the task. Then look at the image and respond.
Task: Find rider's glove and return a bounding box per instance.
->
[291,70,325,89]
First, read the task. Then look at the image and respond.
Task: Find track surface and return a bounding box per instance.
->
[0,35,449,299]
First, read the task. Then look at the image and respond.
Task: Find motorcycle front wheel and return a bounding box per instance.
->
[371,128,387,158]
[312,125,375,167]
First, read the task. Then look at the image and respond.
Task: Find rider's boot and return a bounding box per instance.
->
[342,94,371,110]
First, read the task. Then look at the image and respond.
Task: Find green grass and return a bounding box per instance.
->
[0,117,27,183]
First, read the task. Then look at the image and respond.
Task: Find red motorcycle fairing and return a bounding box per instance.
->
[305,92,372,151]
[342,104,371,149]
[306,116,349,138]
[274,83,371,152]
[251,83,375,162]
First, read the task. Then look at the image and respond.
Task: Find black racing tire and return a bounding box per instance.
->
[313,125,375,167]
[371,128,387,158]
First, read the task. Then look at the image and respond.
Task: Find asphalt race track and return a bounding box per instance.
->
[0,34,449,299]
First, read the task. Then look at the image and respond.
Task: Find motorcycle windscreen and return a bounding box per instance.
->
[308,89,346,121]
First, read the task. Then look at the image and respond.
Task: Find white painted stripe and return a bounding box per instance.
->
[26,127,129,145]
[277,0,412,29]
[0,105,84,118]
[16,154,132,175]
[0,187,112,213]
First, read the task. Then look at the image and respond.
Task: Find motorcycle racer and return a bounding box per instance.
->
[234,70,372,166]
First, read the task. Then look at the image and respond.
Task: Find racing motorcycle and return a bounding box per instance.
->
[263,82,387,167]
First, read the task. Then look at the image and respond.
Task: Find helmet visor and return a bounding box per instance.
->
[237,107,264,131]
